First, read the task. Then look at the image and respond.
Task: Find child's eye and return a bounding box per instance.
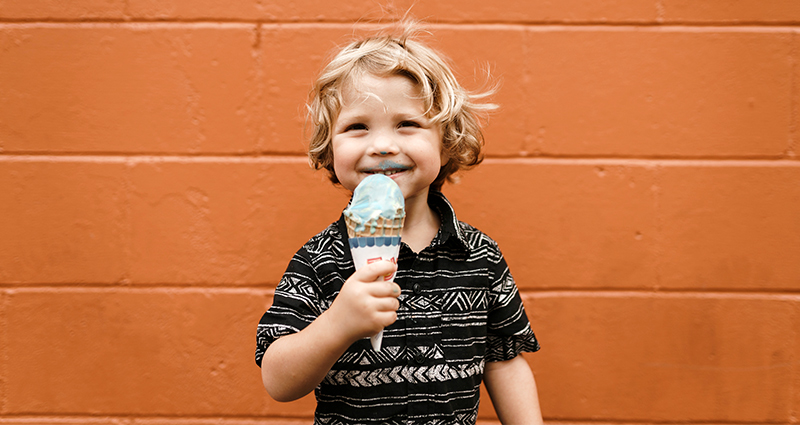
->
[398,120,421,128]
[344,123,367,132]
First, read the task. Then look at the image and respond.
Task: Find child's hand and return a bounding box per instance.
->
[325,260,401,343]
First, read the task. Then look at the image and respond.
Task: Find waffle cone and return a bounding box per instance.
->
[345,215,405,238]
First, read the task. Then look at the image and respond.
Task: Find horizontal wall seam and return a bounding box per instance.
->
[0,286,275,295]
[1,154,799,167]
[0,21,798,32]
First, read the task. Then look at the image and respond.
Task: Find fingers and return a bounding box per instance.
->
[373,292,401,312]
[375,310,398,328]
[370,281,401,298]
[355,259,398,283]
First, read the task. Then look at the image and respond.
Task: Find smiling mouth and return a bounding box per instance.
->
[364,169,407,176]
[364,160,411,176]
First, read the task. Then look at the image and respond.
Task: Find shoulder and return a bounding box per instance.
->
[301,221,345,255]
[291,219,353,289]
[456,220,501,251]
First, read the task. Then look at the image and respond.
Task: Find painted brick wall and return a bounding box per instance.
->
[1,1,799,424]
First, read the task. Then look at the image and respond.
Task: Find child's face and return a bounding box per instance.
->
[331,74,446,205]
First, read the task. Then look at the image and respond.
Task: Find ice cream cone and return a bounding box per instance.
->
[344,215,405,238]
[343,174,406,351]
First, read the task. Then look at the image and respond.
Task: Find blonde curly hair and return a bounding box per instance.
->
[307,23,497,191]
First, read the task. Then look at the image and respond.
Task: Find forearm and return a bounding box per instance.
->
[260,310,354,402]
[483,355,543,425]
[261,260,400,402]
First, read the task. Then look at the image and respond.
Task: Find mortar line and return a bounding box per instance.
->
[519,289,800,300]
[1,20,800,31]
[1,153,799,164]
[0,285,276,296]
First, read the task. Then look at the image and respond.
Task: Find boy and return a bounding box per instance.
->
[256,24,543,424]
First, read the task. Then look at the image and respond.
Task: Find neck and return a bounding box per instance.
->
[401,189,440,253]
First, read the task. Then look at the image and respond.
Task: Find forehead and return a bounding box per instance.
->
[338,73,423,109]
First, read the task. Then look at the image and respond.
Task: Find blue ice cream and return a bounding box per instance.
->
[344,174,405,236]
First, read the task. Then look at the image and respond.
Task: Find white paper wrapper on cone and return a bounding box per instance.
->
[348,235,401,351]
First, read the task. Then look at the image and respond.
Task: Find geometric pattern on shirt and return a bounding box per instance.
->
[336,344,445,365]
[323,360,485,387]
[315,413,478,425]
[441,290,488,311]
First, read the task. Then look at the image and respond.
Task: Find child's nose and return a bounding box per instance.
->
[368,132,400,155]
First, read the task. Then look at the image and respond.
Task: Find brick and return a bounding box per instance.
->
[525,293,798,422]
[0,290,5,411]
[412,0,658,23]
[795,33,800,159]
[260,0,415,22]
[126,0,406,21]
[662,0,800,23]
[2,288,322,416]
[428,28,528,157]
[0,158,347,285]
[0,420,320,425]
[444,159,659,289]
[259,25,353,154]
[122,0,658,22]
[0,159,127,284]
[125,0,262,20]
[794,304,800,422]
[658,163,800,290]
[0,24,260,154]
[127,158,347,285]
[523,29,793,157]
[0,0,126,19]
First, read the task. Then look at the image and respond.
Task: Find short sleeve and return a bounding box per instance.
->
[255,247,325,367]
[485,248,540,363]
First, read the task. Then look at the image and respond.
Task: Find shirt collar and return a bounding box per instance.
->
[428,191,470,252]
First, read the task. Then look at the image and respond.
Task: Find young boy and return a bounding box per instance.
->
[256,25,543,424]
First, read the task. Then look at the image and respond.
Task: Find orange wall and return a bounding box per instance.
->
[2,1,800,424]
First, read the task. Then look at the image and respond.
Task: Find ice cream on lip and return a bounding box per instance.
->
[344,174,405,236]
[363,160,411,175]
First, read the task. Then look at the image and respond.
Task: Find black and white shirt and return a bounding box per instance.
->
[256,191,540,425]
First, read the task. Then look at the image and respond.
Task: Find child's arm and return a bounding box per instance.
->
[260,260,400,402]
[483,355,544,425]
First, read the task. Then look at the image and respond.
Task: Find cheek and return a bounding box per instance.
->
[330,140,349,167]
[330,140,361,190]
[439,146,450,167]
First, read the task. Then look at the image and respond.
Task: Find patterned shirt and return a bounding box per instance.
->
[256,191,540,425]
